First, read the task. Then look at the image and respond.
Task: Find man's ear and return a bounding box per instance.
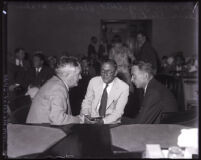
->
[144,72,149,80]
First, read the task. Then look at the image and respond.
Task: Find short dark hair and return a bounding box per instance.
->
[137,31,148,40]
[14,48,25,54]
[101,59,117,71]
[91,36,97,41]
[112,35,122,44]
[133,61,156,76]
[162,56,168,60]
[33,53,45,62]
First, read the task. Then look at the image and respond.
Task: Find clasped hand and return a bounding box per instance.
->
[84,115,104,124]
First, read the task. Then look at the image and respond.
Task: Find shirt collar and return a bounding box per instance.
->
[36,67,42,72]
[144,77,153,94]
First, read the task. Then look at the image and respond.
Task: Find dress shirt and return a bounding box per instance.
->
[35,67,42,73]
[16,59,23,67]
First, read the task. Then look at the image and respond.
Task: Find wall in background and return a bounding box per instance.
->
[7,2,198,59]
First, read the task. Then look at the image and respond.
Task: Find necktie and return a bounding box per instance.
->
[36,68,40,75]
[99,84,109,117]
[66,93,72,115]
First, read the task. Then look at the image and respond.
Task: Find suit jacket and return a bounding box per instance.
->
[26,76,80,125]
[8,59,31,88]
[134,78,178,124]
[27,65,54,87]
[136,41,160,72]
[88,44,97,58]
[81,76,129,124]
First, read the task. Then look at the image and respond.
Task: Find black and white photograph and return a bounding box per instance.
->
[2,0,199,159]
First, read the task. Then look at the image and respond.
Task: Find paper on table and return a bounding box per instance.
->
[177,128,198,148]
[177,128,198,158]
[7,123,66,158]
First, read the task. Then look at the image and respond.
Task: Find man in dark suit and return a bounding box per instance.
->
[27,53,54,88]
[135,31,160,73]
[88,36,98,59]
[8,48,31,98]
[130,61,178,124]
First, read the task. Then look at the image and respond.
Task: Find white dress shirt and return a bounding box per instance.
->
[35,67,42,73]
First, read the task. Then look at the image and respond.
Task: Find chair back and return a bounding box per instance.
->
[9,95,31,112]
[10,105,31,124]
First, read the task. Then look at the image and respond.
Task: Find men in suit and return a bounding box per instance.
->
[135,31,160,73]
[88,36,98,59]
[80,59,129,124]
[26,56,82,125]
[8,48,31,95]
[27,53,54,88]
[130,61,178,124]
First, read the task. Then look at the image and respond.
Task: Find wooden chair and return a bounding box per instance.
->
[10,102,31,124]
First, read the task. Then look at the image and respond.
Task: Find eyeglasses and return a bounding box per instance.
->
[101,70,115,76]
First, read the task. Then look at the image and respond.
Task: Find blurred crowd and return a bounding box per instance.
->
[160,52,198,77]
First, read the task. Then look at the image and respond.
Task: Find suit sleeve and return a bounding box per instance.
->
[48,89,80,125]
[135,90,162,124]
[80,79,94,116]
[103,85,129,124]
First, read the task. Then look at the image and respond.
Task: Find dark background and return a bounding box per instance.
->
[6,1,198,59]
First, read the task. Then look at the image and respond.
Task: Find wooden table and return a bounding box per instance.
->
[7,123,191,158]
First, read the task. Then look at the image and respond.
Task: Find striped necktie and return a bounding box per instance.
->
[99,83,109,117]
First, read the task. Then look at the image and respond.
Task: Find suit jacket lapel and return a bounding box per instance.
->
[95,79,104,112]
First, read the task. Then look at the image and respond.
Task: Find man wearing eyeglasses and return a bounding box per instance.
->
[80,59,129,124]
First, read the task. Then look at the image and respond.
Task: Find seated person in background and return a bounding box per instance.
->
[81,56,96,78]
[47,55,57,73]
[160,56,169,73]
[80,59,129,124]
[173,53,186,76]
[184,57,198,75]
[130,61,178,124]
[26,52,54,88]
[26,56,82,125]
[8,48,31,95]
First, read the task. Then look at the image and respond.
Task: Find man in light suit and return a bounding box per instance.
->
[130,61,178,124]
[26,56,82,125]
[80,59,129,124]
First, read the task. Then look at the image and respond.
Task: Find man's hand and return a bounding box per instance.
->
[84,115,96,124]
[84,116,104,124]
[9,84,20,92]
[93,118,104,124]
